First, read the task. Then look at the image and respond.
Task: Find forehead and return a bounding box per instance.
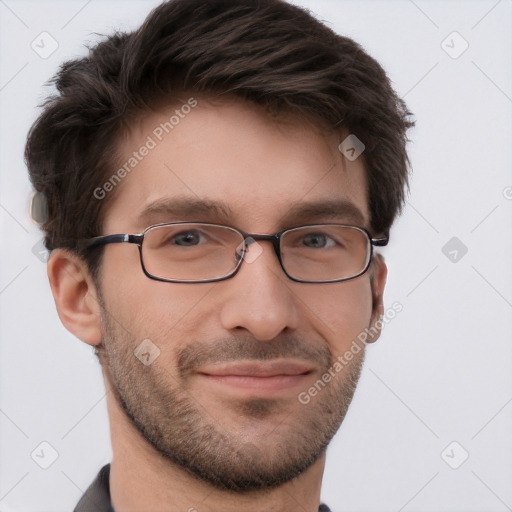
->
[102,97,370,233]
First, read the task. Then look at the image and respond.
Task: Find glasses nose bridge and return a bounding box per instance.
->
[243,232,282,260]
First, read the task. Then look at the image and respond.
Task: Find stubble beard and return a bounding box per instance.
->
[96,304,365,492]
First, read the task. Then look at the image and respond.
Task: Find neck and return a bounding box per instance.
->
[104,376,326,512]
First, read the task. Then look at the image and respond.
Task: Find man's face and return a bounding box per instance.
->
[95,97,381,491]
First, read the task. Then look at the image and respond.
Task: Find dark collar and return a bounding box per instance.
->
[74,464,114,512]
[74,463,332,512]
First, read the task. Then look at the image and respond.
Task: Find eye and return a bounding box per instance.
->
[171,230,206,246]
[301,232,337,249]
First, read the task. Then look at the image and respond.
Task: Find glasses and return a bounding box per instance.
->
[77,222,388,284]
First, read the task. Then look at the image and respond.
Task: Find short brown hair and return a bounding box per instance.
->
[25,0,414,277]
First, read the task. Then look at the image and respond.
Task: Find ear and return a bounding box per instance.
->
[366,253,388,343]
[47,249,102,346]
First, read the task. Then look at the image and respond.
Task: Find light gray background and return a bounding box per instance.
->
[1,1,511,511]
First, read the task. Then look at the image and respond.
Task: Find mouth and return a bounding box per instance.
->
[197,360,315,393]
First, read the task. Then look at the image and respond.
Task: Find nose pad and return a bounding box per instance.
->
[235,237,265,265]
[242,237,264,264]
[234,239,246,263]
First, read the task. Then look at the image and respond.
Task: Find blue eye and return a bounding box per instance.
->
[301,232,336,249]
[172,230,205,246]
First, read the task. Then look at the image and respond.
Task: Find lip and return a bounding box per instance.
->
[197,360,315,393]
[198,360,314,377]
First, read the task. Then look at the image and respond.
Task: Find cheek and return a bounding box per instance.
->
[100,245,216,339]
[300,278,373,357]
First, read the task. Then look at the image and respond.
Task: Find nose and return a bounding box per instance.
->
[219,239,300,341]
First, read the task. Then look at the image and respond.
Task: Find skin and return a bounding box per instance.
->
[47,97,387,512]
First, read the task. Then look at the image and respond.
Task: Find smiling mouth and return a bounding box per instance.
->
[197,360,315,393]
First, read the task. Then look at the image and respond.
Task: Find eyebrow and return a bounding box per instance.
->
[136,197,367,230]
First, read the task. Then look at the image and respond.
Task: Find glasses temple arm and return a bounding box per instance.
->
[76,233,143,251]
[371,236,389,247]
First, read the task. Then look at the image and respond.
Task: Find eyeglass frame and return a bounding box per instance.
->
[76,221,389,284]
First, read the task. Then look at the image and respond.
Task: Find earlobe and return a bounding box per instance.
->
[47,249,103,346]
[366,254,388,343]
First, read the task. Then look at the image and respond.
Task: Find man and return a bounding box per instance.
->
[25,0,414,510]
